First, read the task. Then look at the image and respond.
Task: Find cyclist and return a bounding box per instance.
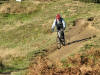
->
[51,14,66,41]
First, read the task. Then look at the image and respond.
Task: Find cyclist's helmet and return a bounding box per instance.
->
[56,14,61,20]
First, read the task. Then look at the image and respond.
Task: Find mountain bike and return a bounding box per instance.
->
[56,29,65,49]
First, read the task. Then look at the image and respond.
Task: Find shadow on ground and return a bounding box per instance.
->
[67,35,96,45]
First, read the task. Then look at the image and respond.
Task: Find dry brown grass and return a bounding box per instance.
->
[27,48,100,75]
[0,2,39,14]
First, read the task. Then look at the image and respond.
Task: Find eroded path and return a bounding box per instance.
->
[48,19,99,62]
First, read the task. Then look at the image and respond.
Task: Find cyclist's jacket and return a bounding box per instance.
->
[52,18,66,31]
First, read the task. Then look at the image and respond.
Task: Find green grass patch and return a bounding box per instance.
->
[11,70,28,75]
[80,43,94,52]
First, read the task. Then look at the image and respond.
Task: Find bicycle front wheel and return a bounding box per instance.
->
[56,36,61,49]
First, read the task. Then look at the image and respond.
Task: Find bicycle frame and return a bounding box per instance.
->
[56,29,65,49]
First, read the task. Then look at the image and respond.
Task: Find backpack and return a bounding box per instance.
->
[56,18,63,30]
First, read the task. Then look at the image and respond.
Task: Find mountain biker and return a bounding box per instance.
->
[51,14,66,40]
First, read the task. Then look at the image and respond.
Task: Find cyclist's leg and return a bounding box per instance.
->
[56,30,61,49]
[63,31,66,46]
[63,31,65,40]
[60,29,64,39]
[56,29,61,41]
[58,31,60,38]
[61,29,66,46]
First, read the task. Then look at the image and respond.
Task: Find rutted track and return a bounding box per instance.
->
[48,19,99,62]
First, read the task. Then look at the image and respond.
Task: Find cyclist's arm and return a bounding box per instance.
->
[51,19,56,31]
[62,19,66,29]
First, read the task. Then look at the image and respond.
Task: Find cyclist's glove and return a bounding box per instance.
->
[63,28,65,30]
[51,28,54,32]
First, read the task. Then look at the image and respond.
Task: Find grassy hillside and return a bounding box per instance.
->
[0,0,100,75]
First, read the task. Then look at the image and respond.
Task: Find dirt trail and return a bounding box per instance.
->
[48,19,99,62]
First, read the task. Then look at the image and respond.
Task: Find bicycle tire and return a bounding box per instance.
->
[56,36,61,49]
